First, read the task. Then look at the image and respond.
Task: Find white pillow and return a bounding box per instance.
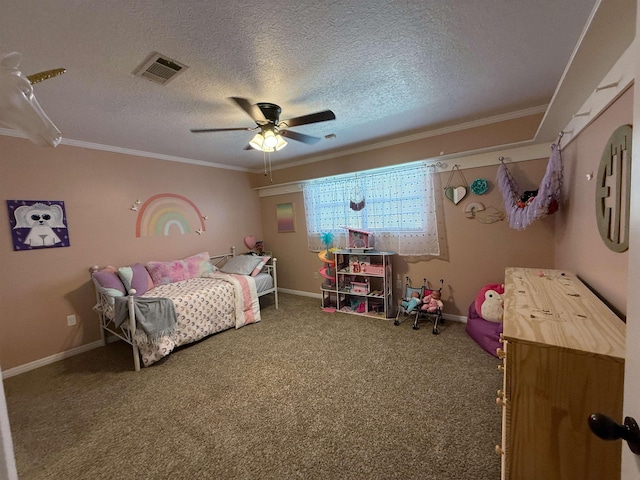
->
[219,255,264,275]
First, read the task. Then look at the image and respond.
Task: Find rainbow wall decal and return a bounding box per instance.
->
[136,193,205,237]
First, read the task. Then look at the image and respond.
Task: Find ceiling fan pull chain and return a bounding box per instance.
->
[263,150,273,183]
[263,150,268,176]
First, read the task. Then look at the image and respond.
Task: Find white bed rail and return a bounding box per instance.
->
[90,246,278,371]
[89,266,141,371]
[209,246,278,309]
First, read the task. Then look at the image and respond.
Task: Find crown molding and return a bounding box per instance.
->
[254,105,548,174]
[256,141,552,197]
[0,128,250,172]
[1,104,547,174]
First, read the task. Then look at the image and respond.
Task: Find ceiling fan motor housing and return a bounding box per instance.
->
[256,102,281,125]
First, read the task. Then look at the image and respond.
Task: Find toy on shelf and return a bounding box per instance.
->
[318,232,336,285]
[342,227,373,252]
[318,248,337,283]
[351,279,370,295]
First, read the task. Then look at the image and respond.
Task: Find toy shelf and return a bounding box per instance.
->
[321,249,395,318]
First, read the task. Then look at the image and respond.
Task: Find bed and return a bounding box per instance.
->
[90,248,278,370]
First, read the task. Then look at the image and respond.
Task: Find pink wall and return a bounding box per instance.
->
[0,86,631,372]
[251,113,543,188]
[554,87,633,318]
[258,159,556,317]
[0,137,262,370]
[256,92,633,320]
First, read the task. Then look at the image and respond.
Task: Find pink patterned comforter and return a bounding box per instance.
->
[136,273,260,367]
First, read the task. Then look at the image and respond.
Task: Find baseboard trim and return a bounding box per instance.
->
[443,313,467,324]
[3,294,468,379]
[278,288,321,298]
[2,340,104,379]
[279,289,468,323]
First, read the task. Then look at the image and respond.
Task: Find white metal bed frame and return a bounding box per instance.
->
[90,246,278,371]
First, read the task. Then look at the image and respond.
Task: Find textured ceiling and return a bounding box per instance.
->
[0,0,597,171]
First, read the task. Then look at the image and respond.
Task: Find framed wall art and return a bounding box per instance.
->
[276,202,295,233]
[7,200,70,251]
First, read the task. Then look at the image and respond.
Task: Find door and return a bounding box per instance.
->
[0,365,17,480]
[622,7,640,476]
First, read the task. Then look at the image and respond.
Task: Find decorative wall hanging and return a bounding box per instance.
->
[135,193,206,237]
[596,125,632,252]
[497,134,564,230]
[463,201,505,223]
[276,203,295,233]
[349,174,366,211]
[7,200,70,250]
[470,178,488,195]
[474,206,506,224]
[444,165,468,205]
[464,201,485,219]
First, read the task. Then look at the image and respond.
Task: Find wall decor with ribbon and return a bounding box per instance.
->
[444,165,468,205]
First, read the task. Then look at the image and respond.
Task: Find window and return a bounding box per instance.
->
[303,163,441,256]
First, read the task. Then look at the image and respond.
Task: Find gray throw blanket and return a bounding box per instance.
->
[114,296,177,344]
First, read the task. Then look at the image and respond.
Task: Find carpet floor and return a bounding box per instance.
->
[4,293,502,479]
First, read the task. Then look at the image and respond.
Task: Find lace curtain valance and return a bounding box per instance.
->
[303,163,442,256]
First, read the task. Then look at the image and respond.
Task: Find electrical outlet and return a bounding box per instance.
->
[66,314,76,326]
[313,271,319,279]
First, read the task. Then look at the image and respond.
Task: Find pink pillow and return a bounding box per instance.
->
[183,252,214,278]
[146,259,190,286]
[250,256,271,276]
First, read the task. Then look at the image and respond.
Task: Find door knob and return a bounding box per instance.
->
[588,413,640,455]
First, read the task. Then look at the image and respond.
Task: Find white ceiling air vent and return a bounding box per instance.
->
[133,52,188,85]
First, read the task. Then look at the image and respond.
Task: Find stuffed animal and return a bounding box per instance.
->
[422,290,443,313]
[401,291,422,313]
[474,283,505,323]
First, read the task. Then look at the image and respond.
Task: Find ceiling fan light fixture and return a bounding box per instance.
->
[263,129,278,149]
[275,134,288,151]
[249,133,265,151]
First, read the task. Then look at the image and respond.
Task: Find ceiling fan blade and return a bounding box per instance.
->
[190,127,254,133]
[229,97,267,124]
[280,129,321,145]
[280,110,335,128]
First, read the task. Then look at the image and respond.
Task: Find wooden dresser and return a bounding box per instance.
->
[498,267,626,480]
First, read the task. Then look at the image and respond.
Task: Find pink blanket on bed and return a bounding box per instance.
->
[203,272,261,327]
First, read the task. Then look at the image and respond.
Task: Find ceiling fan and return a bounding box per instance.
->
[190,97,336,152]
